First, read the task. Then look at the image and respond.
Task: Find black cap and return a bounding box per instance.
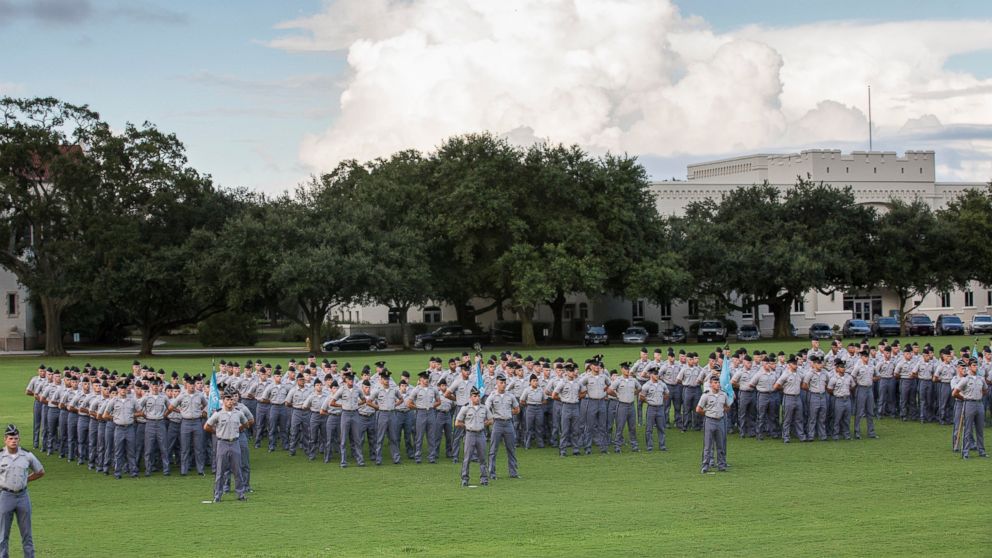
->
[470,387,480,396]
[417,371,429,379]
[330,380,339,388]
[438,379,448,386]
[4,424,18,437]
[834,358,846,368]
[361,380,371,386]
[496,374,507,381]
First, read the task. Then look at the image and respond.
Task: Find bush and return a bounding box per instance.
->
[723,319,738,334]
[637,320,660,336]
[197,311,259,347]
[603,319,631,339]
[689,322,700,336]
[279,321,342,343]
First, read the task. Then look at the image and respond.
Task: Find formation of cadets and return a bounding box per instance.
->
[22,338,990,491]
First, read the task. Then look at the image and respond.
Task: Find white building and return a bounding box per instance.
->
[335,149,990,342]
[0,266,37,350]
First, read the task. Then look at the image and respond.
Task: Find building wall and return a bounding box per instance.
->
[0,267,38,350]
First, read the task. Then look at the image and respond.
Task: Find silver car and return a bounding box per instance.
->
[622,326,649,344]
[737,324,760,341]
[970,314,992,335]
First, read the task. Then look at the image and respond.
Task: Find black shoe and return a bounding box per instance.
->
[213,497,221,503]
[238,495,247,501]
[461,480,468,487]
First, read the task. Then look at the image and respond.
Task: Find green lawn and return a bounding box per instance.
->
[1,337,990,557]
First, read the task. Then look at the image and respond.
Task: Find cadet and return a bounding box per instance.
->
[914,348,936,423]
[0,424,44,558]
[286,373,311,457]
[639,368,670,451]
[485,375,520,480]
[167,376,208,476]
[139,380,170,476]
[519,374,547,449]
[455,387,494,487]
[894,347,918,421]
[395,378,416,460]
[24,367,47,449]
[696,376,730,473]
[430,379,455,463]
[826,360,855,440]
[264,368,291,453]
[774,356,807,443]
[876,348,896,417]
[329,373,365,468]
[303,380,328,461]
[953,359,988,458]
[850,351,879,439]
[608,363,640,452]
[934,350,956,424]
[579,360,610,454]
[748,360,779,440]
[802,356,830,441]
[204,388,248,502]
[552,363,583,457]
[319,381,342,463]
[105,382,139,479]
[368,372,403,465]
[731,356,757,438]
[443,362,475,464]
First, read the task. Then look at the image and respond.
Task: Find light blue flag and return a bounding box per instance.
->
[207,359,220,414]
[720,353,734,405]
[972,340,980,362]
[475,359,485,397]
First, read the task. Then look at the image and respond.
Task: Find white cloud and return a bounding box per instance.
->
[270,0,992,182]
[0,82,26,95]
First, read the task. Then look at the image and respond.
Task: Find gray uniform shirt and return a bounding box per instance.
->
[406,385,440,410]
[850,361,876,386]
[173,391,208,420]
[0,448,43,492]
[447,376,473,406]
[455,403,492,432]
[287,384,311,409]
[749,370,778,392]
[580,374,609,399]
[827,374,855,397]
[697,390,729,419]
[110,397,138,426]
[140,393,170,420]
[775,370,803,395]
[304,391,329,413]
[640,380,669,406]
[609,376,640,404]
[914,359,936,381]
[957,375,986,400]
[803,370,830,394]
[520,386,546,405]
[332,386,365,411]
[206,409,247,441]
[485,391,519,420]
[370,386,402,411]
[554,379,582,404]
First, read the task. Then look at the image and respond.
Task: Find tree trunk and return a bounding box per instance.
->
[454,297,472,327]
[398,306,411,350]
[495,295,505,321]
[40,295,67,356]
[520,309,537,347]
[310,319,323,355]
[770,298,792,339]
[548,290,566,341]
[138,324,158,356]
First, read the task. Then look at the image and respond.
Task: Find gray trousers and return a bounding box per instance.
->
[899,379,917,419]
[854,387,876,437]
[756,392,776,438]
[32,401,43,449]
[669,384,683,429]
[737,391,756,437]
[396,410,415,459]
[323,414,341,462]
[288,408,308,455]
[113,424,137,477]
[806,393,828,441]
[953,400,965,450]
[645,404,667,450]
[833,396,851,439]
[962,401,986,456]
[87,419,100,467]
[461,430,489,483]
[75,415,90,464]
[781,394,806,442]
[701,416,727,471]
[681,387,701,430]
[268,406,289,451]
[918,381,934,422]
[144,420,169,475]
[253,402,270,445]
[582,398,608,451]
[614,402,638,450]
[102,421,115,472]
[488,419,518,477]
[451,404,465,462]
[374,411,400,464]
[878,378,897,416]
[65,414,77,460]
[307,412,323,459]
[43,407,59,453]
[550,401,562,446]
[938,383,953,424]
[411,409,431,462]
[0,489,34,558]
[559,403,581,454]
[339,411,364,466]
[57,410,68,456]
[523,405,545,448]
[179,418,205,475]
[166,420,181,466]
[430,410,453,462]
[213,439,244,500]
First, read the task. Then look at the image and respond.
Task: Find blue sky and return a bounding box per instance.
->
[2,0,990,192]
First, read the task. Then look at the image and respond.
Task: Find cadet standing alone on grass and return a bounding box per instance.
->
[696,376,730,473]
[0,424,44,558]
[456,387,493,486]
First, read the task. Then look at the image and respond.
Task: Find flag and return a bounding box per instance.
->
[720,354,734,405]
[207,359,221,414]
[475,359,485,397]
[972,340,979,361]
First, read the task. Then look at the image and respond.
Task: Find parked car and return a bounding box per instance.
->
[659,326,686,343]
[904,314,935,336]
[696,320,727,343]
[413,325,487,351]
[622,326,649,344]
[969,314,992,335]
[322,332,387,352]
[871,316,901,337]
[583,325,609,347]
[808,323,834,340]
[737,324,760,341]
[935,314,965,335]
[841,319,871,338]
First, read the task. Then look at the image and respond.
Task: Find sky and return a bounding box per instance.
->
[2,0,991,194]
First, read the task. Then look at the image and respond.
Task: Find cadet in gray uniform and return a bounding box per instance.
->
[264,370,291,453]
[105,382,139,479]
[520,374,547,449]
[204,388,248,502]
[827,360,855,440]
[455,387,493,486]
[639,368,670,451]
[167,377,208,476]
[953,360,988,458]
[303,380,328,461]
[139,380,170,476]
[696,376,730,473]
[802,356,830,441]
[732,357,757,438]
[431,379,455,463]
[0,425,44,558]
[329,374,365,467]
[25,368,47,449]
[406,372,439,464]
[553,364,583,457]
[579,361,610,454]
[609,363,640,452]
[876,350,897,417]
[774,356,807,443]
[935,350,956,424]
[444,364,475,464]
[748,361,779,440]
[320,381,343,463]
[850,351,878,439]
[485,376,520,479]
[914,349,936,423]
[894,347,918,421]
[286,374,311,456]
[368,372,403,465]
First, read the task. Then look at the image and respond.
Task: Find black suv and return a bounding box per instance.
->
[904,314,935,336]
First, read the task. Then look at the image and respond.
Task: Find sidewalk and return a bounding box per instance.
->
[0,345,313,357]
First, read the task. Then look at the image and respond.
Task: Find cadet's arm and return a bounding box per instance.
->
[28,469,44,482]
[444,389,456,402]
[695,405,705,416]
[455,419,465,429]
[204,421,214,433]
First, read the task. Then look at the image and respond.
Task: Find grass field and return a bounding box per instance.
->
[1,337,990,557]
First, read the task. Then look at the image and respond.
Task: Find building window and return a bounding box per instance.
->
[563,304,575,321]
[741,296,753,319]
[578,302,589,320]
[845,167,849,174]
[688,299,699,318]
[423,306,442,324]
[387,308,402,324]
[988,291,992,307]
[794,298,805,313]
[965,291,974,307]
[5,293,16,317]
[873,167,877,174]
[660,299,672,320]
[901,168,905,174]
[632,300,644,321]
[940,292,951,308]
[826,167,829,174]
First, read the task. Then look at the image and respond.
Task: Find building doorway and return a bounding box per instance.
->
[844,295,882,321]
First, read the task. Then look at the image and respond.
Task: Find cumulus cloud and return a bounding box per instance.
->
[269,0,992,181]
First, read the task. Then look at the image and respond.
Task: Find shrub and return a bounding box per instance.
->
[279,321,342,343]
[637,320,660,336]
[603,319,631,339]
[197,311,259,347]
